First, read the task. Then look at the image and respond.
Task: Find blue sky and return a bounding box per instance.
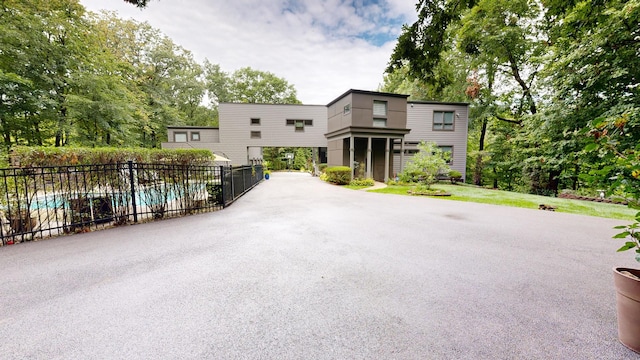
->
[80,0,417,104]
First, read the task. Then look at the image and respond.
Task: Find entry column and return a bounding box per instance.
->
[400,138,405,174]
[366,137,372,179]
[349,135,355,179]
[384,137,390,182]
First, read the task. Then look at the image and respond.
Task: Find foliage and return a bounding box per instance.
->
[262,147,312,171]
[349,178,375,187]
[388,0,640,202]
[613,213,640,262]
[449,170,462,179]
[323,166,352,185]
[401,141,451,189]
[318,163,328,173]
[0,3,299,149]
[9,146,213,167]
[204,64,301,105]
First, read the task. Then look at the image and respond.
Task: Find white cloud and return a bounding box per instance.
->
[80,0,416,104]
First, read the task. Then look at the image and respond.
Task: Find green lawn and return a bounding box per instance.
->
[369,183,638,220]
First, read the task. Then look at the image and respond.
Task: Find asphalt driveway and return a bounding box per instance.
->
[1,172,638,359]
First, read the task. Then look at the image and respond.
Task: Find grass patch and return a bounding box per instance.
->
[370,183,637,220]
[344,184,372,190]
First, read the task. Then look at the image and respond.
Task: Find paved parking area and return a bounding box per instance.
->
[1,172,638,359]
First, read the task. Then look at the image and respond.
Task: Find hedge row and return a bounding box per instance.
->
[324,166,351,185]
[10,146,214,167]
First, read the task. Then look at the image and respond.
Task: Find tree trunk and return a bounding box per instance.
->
[547,169,560,195]
[474,118,488,186]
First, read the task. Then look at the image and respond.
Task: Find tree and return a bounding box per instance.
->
[123,0,148,7]
[544,0,640,197]
[206,66,300,105]
[401,141,451,189]
[0,0,90,148]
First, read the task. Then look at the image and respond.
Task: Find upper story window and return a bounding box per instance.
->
[373,100,387,117]
[174,132,187,142]
[190,132,200,141]
[250,131,261,139]
[286,119,313,131]
[433,111,455,131]
[343,104,351,114]
[251,118,260,125]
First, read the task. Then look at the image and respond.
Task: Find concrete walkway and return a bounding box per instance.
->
[0,172,638,359]
[360,181,387,191]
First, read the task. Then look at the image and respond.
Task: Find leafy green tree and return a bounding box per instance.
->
[0,0,89,148]
[206,66,300,105]
[401,141,451,189]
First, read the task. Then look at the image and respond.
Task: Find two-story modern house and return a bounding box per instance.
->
[162,89,469,182]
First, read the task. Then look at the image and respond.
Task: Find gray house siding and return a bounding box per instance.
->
[166,126,219,144]
[162,91,469,181]
[393,102,469,178]
[217,103,327,164]
[327,93,353,133]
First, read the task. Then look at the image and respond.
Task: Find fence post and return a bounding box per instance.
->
[128,161,138,223]
[230,166,235,201]
[220,166,226,208]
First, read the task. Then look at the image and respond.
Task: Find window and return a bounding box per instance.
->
[373,100,387,116]
[434,111,455,130]
[286,119,312,131]
[344,104,351,114]
[250,131,261,139]
[190,132,200,141]
[439,146,453,164]
[373,118,387,128]
[251,118,260,125]
[174,132,187,143]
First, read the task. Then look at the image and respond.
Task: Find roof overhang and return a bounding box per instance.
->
[325,126,411,140]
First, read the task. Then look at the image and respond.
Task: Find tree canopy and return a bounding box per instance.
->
[386,0,640,200]
[0,2,299,149]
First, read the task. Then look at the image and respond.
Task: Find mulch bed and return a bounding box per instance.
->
[558,193,628,205]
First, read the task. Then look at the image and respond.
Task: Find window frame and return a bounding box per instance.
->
[174,131,188,143]
[286,119,313,132]
[373,100,388,117]
[190,132,200,141]
[373,118,387,128]
[250,118,260,125]
[433,111,455,131]
[250,130,261,139]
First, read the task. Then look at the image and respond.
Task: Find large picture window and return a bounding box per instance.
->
[433,111,454,131]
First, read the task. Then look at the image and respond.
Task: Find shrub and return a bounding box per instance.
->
[401,141,450,189]
[318,163,328,173]
[350,178,374,187]
[9,146,213,167]
[324,166,351,185]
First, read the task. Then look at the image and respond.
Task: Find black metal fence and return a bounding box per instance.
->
[0,162,263,246]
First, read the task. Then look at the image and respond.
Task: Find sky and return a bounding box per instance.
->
[79,0,418,105]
